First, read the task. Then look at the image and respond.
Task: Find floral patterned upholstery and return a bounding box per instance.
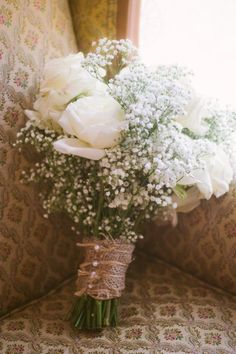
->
[141,186,236,296]
[1,253,236,354]
[1,1,236,353]
[0,0,79,316]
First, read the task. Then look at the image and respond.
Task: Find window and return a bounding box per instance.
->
[139,0,236,108]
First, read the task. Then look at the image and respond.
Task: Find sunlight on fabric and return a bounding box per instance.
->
[139,0,236,108]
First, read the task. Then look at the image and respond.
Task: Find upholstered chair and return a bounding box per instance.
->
[0,1,236,353]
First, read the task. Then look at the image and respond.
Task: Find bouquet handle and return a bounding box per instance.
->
[70,239,134,329]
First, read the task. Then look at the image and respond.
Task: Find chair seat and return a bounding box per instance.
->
[1,253,236,354]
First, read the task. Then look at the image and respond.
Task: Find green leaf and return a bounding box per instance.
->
[173,184,187,200]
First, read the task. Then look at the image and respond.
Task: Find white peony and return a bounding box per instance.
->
[179,146,233,199]
[53,95,125,160]
[25,53,107,128]
[175,94,209,136]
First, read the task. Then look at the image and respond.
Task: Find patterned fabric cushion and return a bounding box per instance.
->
[0,0,79,317]
[1,253,236,354]
[69,0,117,52]
[141,186,236,296]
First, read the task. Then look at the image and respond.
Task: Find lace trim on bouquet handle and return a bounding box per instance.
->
[75,239,135,300]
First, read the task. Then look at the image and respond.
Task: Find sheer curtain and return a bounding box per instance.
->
[139,0,236,108]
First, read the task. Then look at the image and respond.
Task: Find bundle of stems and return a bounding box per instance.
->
[70,295,119,329]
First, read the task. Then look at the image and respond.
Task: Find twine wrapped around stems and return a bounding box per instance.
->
[75,239,135,300]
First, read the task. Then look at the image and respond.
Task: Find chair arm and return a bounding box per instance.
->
[140,186,236,295]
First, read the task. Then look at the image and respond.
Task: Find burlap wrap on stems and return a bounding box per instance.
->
[75,239,135,300]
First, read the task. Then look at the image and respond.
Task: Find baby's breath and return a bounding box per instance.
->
[16,39,236,243]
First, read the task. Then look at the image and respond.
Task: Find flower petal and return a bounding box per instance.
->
[25,109,41,121]
[179,169,213,199]
[53,138,105,160]
[173,186,202,213]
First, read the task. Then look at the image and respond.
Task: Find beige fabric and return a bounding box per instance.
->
[69,0,117,53]
[0,0,79,317]
[1,253,236,353]
[141,186,236,296]
[1,0,236,335]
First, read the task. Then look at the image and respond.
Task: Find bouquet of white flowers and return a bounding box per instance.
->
[16,38,236,330]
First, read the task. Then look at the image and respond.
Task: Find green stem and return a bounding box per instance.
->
[92,300,97,329]
[71,296,85,322]
[94,179,104,237]
[86,296,91,328]
[96,300,102,328]
[134,211,144,230]
[75,308,85,327]
[102,300,107,319]
[71,296,119,330]
[110,298,117,327]
[104,299,111,327]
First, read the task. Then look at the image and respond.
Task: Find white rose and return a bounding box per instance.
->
[53,95,125,160]
[25,53,107,128]
[179,146,233,199]
[40,53,106,98]
[25,93,64,130]
[40,53,84,92]
[175,94,209,136]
